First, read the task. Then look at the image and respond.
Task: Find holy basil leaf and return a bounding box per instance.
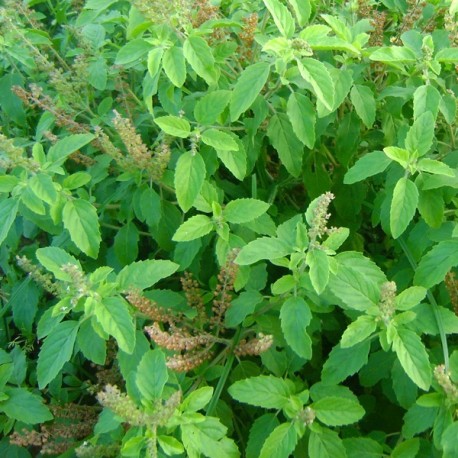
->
[309,427,347,458]
[390,178,418,239]
[340,315,377,348]
[175,151,206,212]
[183,35,218,86]
[405,112,435,157]
[162,46,186,87]
[267,113,304,177]
[312,396,365,426]
[236,237,291,265]
[223,198,270,224]
[414,239,458,288]
[0,387,53,424]
[117,259,179,291]
[263,0,295,38]
[37,320,79,388]
[228,375,295,409]
[172,215,214,242]
[35,246,81,281]
[391,327,431,391]
[94,297,135,354]
[154,115,190,138]
[307,249,330,294]
[280,297,312,359]
[297,58,335,111]
[0,198,19,246]
[286,92,316,149]
[344,151,392,184]
[136,349,168,401]
[350,84,376,128]
[259,423,298,458]
[230,62,270,122]
[62,198,101,258]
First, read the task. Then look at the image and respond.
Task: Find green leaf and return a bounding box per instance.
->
[215,137,247,180]
[47,133,95,163]
[247,414,280,458]
[259,423,298,458]
[117,259,179,291]
[340,315,377,348]
[439,93,456,125]
[236,237,291,265]
[328,252,386,311]
[312,396,365,426]
[223,198,270,224]
[173,215,214,242]
[115,38,150,65]
[36,246,81,281]
[297,58,335,111]
[228,375,295,409]
[77,319,106,365]
[344,151,391,184]
[181,386,213,412]
[0,199,19,246]
[183,35,218,85]
[162,46,186,87]
[0,387,53,424]
[280,297,312,359]
[413,84,441,120]
[309,427,347,458]
[263,0,295,38]
[181,418,239,458]
[390,178,418,239]
[225,290,263,328]
[201,129,239,151]
[87,58,107,90]
[442,422,458,458]
[62,171,91,190]
[175,151,206,212]
[29,174,57,205]
[391,327,431,391]
[307,249,330,294]
[230,62,270,121]
[391,438,420,458]
[322,340,371,384]
[194,90,231,125]
[154,115,191,138]
[343,437,384,458]
[350,85,376,128]
[267,113,304,177]
[37,320,79,388]
[114,222,139,265]
[414,239,458,288]
[158,436,185,455]
[63,199,101,258]
[418,189,444,228]
[147,47,163,79]
[287,92,316,149]
[287,0,311,26]
[417,158,454,176]
[0,175,19,193]
[395,286,427,311]
[369,46,417,63]
[94,297,135,354]
[405,112,435,156]
[136,349,168,401]
[383,147,409,169]
[435,47,458,63]
[402,403,437,439]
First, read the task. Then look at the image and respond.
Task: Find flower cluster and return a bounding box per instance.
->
[234,333,273,356]
[97,384,181,427]
[308,192,335,243]
[445,272,458,316]
[238,13,258,63]
[434,365,458,406]
[10,404,98,456]
[0,132,39,172]
[296,406,315,426]
[376,281,397,325]
[16,255,61,296]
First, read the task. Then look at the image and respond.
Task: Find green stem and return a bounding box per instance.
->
[206,326,243,416]
[397,236,449,369]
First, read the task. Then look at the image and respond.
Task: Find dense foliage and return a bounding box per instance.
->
[1,0,458,456]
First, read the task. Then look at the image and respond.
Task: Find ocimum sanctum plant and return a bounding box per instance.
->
[0,0,458,457]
